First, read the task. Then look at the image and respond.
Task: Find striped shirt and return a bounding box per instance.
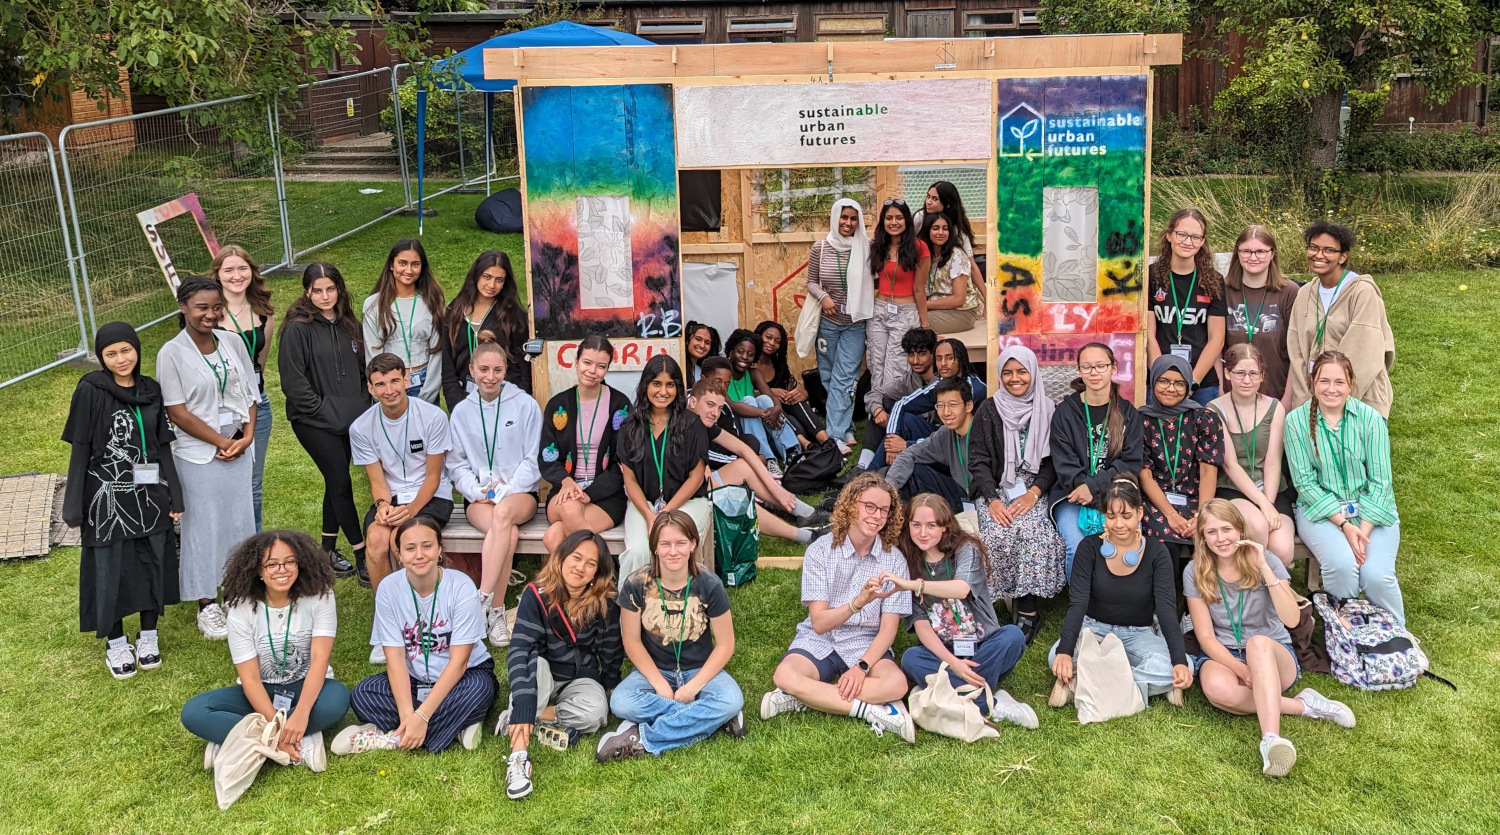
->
[790,535,912,666]
[1284,397,1398,527]
[805,240,858,326]
[505,585,623,725]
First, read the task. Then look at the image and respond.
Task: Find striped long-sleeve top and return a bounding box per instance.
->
[505,584,623,725]
[1283,397,1398,527]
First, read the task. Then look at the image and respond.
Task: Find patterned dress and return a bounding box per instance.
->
[1141,409,1225,544]
[977,428,1069,599]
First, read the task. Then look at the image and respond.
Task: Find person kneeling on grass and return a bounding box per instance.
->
[336,517,497,755]
[761,473,917,744]
[1186,499,1354,777]
[883,494,1035,730]
[497,530,623,800]
[181,531,349,772]
[598,511,745,761]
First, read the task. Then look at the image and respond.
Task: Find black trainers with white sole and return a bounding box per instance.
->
[595,721,645,763]
[106,643,136,680]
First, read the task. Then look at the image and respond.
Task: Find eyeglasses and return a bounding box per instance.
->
[882,199,908,208]
[1229,369,1263,381]
[1171,231,1206,244]
[1078,363,1114,374]
[1236,248,1273,258]
[1306,244,1344,257]
[262,560,298,575]
[858,500,892,518]
[1154,379,1189,392]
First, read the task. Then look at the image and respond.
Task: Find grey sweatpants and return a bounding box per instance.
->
[512,657,609,733]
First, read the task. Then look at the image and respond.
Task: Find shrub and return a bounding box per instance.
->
[379,79,518,179]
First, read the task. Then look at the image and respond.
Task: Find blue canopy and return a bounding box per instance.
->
[413,22,654,231]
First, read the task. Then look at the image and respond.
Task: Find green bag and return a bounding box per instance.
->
[710,484,759,587]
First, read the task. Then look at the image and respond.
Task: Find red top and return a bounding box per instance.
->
[877,239,930,298]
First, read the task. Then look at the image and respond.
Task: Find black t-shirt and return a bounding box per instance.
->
[1151,271,1227,388]
[618,568,731,672]
[1083,399,1109,475]
[627,417,710,502]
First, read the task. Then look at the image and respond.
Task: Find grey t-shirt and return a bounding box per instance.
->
[1183,558,1292,649]
[908,543,1002,643]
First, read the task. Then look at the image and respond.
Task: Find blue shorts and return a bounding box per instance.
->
[783,648,895,684]
[1190,640,1300,687]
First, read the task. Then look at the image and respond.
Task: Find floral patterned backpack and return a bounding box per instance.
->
[1312,591,1454,692]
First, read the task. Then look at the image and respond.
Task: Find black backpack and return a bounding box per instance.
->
[779,439,844,494]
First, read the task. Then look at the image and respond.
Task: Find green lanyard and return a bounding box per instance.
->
[1169,270,1199,344]
[465,318,479,359]
[1083,402,1103,474]
[1156,417,1185,491]
[1314,272,1351,351]
[655,576,692,673]
[1242,286,1269,342]
[408,573,441,681]
[132,406,148,455]
[264,601,294,676]
[225,306,258,363]
[1232,397,1263,474]
[395,297,418,362]
[200,336,229,399]
[576,389,606,474]
[479,386,504,472]
[834,250,849,294]
[379,406,412,480]
[1316,408,1356,510]
[1218,578,1247,646]
[649,416,670,500]
[953,429,971,491]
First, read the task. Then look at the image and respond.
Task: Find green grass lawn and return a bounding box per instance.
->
[1,192,1498,831]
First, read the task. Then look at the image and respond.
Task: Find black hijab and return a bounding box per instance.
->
[83,321,160,406]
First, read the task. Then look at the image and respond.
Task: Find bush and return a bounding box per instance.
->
[380,79,518,179]
[1345,124,1500,173]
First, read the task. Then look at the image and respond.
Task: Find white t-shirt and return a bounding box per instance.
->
[350,397,453,502]
[371,568,490,683]
[1318,273,1352,312]
[227,592,338,685]
[157,328,259,465]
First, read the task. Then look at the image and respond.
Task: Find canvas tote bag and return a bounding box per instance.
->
[213,709,293,809]
[908,661,1000,743]
[1073,630,1146,724]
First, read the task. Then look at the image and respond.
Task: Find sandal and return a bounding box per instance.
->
[1015,612,1041,645]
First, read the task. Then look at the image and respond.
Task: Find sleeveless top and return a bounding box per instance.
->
[1208,399,1275,485]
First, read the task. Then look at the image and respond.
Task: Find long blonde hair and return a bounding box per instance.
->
[1191,499,1263,602]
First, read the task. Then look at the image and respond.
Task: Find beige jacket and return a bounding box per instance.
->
[1285,272,1394,418]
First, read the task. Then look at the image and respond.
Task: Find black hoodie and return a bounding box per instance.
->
[1047,391,1145,510]
[277,314,371,433]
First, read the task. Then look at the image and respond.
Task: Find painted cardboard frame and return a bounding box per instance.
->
[492,35,1181,405]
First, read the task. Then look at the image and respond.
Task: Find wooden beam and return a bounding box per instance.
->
[483,34,1182,82]
[681,242,746,255]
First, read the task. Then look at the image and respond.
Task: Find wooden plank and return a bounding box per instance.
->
[682,242,746,255]
[757,556,805,570]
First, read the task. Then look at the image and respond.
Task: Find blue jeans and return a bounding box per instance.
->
[181,677,350,745]
[1053,501,1088,579]
[1190,385,1219,406]
[900,624,1026,713]
[1048,616,1176,704]
[738,395,799,462]
[251,389,271,531]
[609,667,743,755]
[1295,509,1404,626]
[816,319,866,441]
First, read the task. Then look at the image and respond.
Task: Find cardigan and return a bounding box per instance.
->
[538,384,632,503]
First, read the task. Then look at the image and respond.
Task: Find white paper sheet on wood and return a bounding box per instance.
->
[546,338,681,392]
[575,195,635,310]
[681,260,739,349]
[1041,187,1099,303]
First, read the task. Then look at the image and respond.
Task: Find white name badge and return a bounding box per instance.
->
[132,463,160,485]
[394,490,417,505]
[1343,501,1360,518]
[217,410,236,434]
[962,501,976,516]
[839,303,848,315]
[416,686,433,703]
[1169,343,1193,361]
[886,303,899,315]
[1253,479,1265,492]
[272,692,294,713]
[952,639,976,657]
[1005,482,1029,501]
[1165,491,1189,507]
[575,478,594,491]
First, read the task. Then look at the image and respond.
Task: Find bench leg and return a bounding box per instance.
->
[1306,555,1323,592]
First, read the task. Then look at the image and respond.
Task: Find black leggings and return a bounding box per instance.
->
[290,421,364,549]
[782,400,825,440]
[109,610,158,640]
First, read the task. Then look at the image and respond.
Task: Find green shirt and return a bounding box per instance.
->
[727,371,755,404]
[1284,398,1398,527]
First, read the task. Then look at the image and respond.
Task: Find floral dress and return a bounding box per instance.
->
[1141,409,1225,544]
[977,427,1068,599]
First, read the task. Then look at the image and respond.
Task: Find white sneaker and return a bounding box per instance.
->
[105,642,136,680]
[1260,733,1297,777]
[493,707,513,737]
[487,605,511,647]
[299,731,327,772]
[460,722,482,751]
[196,604,228,640]
[506,751,533,800]
[202,742,219,771]
[990,689,1039,730]
[866,701,916,744]
[369,645,386,665]
[331,723,398,755]
[135,632,162,669]
[759,688,806,720]
[835,438,852,456]
[1295,688,1356,728]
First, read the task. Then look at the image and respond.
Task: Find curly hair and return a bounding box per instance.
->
[829,472,905,551]
[221,530,335,609]
[898,493,987,581]
[1149,208,1223,299]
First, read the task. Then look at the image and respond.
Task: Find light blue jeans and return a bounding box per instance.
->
[609,667,743,755]
[251,389,271,531]
[816,319,866,441]
[1053,501,1088,579]
[738,395,799,462]
[1048,615,1176,704]
[1295,509,1404,626]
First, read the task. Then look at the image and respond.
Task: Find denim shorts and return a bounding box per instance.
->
[784,648,895,684]
[1190,640,1300,687]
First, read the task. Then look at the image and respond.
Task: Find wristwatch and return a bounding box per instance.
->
[856,659,872,674]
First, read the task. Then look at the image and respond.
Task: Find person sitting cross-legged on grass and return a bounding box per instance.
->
[181,531,349,773]
[1186,500,1355,777]
[761,473,917,744]
[598,511,745,762]
[336,517,496,756]
[497,530,623,800]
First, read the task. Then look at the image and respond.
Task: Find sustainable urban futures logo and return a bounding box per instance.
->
[797,103,890,147]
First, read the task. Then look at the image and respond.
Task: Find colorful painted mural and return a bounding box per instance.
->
[994,75,1148,398]
[521,83,682,340]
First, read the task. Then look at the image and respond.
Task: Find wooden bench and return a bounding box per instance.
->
[440,502,716,572]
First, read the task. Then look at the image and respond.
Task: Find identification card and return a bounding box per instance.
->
[886,303,899,315]
[394,490,417,505]
[1343,501,1360,518]
[575,478,594,490]
[838,303,847,314]
[1253,479,1265,492]
[962,501,976,516]
[1165,491,1189,507]
[271,692,294,713]
[1005,482,1029,501]
[217,410,236,435]
[653,497,666,512]
[952,640,976,657]
[132,463,160,485]
[416,686,432,703]
[1169,343,1193,361]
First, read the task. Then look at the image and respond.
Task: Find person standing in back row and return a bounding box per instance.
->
[866,200,932,400]
[364,239,446,404]
[213,245,275,530]
[805,199,873,450]
[1148,209,1225,406]
[1222,226,1300,399]
[441,250,532,406]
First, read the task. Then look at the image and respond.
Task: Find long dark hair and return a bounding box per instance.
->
[936,337,974,382]
[221,531,336,610]
[1150,208,1222,299]
[898,494,987,582]
[1069,342,1125,460]
[619,354,693,469]
[372,238,446,343]
[281,262,363,349]
[684,321,721,371]
[446,250,526,363]
[925,181,976,249]
[754,320,793,388]
[919,211,958,270]
[870,199,921,276]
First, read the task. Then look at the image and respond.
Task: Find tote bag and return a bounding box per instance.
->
[213,710,293,809]
[908,661,999,743]
[710,484,759,587]
[1073,630,1146,724]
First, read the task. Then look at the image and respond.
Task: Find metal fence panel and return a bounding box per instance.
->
[60,97,284,332]
[0,132,91,388]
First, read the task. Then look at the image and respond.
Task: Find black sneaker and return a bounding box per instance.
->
[595,721,645,763]
[328,548,356,578]
[715,711,747,740]
[356,559,371,589]
[1015,612,1041,646]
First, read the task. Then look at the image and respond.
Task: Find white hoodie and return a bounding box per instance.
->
[446,383,542,502]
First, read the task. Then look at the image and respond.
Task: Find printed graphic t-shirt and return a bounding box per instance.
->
[227,592,338,685]
[618,568,731,672]
[1224,281,1302,398]
[371,568,490,683]
[1151,271,1227,388]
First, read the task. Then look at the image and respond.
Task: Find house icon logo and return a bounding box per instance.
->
[999,103,1043,159]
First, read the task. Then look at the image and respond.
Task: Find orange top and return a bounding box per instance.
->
[877,239,929,298]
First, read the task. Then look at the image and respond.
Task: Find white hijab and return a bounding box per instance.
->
[825,198,872,322]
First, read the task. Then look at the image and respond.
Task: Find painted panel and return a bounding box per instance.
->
[546,338,682,393]
[675,79,992,168]
[522,84,681,340]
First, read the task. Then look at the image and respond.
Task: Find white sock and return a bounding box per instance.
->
[848,699,868,719]
[794,528,814,545]
[509,749,527,762]
[107,636,127,651]
[139,629,158,641]
[793,499,816,519]
[858,449,875,469]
